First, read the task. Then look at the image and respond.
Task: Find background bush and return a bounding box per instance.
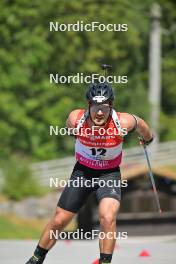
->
[1,156,46,200]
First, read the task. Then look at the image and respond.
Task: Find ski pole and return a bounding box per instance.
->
[101,64,112,78]
[139,139,162,213]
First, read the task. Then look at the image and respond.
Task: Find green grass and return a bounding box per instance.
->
[0,215,46,239]
[168,165,176,171]
[0,214,77,239]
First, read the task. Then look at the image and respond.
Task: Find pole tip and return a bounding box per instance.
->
[101,64,112,70]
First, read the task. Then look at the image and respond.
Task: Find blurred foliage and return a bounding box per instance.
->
[0,0,176,160]
[1,155,47,200]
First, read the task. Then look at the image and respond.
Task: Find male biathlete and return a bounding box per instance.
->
[26,82,153,264]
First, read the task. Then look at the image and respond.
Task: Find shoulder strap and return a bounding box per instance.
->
[76,109,122,132]
[112,109,121,131]
[76,110,89,131]
[131,114,139,130]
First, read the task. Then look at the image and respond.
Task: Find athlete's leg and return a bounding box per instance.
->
[95,167,121,263]
[25,207,75,264]
[98,198,120,263]
[25,162,93,263]
[39,206,75,249]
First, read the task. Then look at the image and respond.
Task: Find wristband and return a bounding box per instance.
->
[144,137,154,145]
[139,136,154,145]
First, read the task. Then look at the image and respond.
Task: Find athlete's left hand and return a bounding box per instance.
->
[138,136,154,146]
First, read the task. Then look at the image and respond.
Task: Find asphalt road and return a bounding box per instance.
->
[1,235,176,264]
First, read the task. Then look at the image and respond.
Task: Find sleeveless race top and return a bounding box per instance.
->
[74,109,123,169]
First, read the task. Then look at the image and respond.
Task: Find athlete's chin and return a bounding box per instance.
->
[93,119,106,126]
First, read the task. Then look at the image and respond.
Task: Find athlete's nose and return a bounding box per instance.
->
[97,109,104,116]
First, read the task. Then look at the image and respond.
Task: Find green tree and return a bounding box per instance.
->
[0,0,175,160]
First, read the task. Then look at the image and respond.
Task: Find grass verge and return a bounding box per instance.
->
[0,214,48,239]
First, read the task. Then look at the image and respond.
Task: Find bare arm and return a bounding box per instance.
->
[121,113,153,142]
[135,116,153,141]
[66,109,81,128]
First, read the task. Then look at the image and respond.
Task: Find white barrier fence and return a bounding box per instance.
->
[30,141,176,186]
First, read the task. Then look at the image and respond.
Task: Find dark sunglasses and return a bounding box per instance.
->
[90,104,110,113]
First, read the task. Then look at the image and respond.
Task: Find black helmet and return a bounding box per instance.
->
[86,82,114,104]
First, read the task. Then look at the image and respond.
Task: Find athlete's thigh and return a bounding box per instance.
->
[98,197,120,218]
[96,168,121,204]
[55,206,75,219]
[57,162,93,213]
[54,206,75,225]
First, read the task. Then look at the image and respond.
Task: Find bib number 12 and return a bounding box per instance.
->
[90,148,106,156]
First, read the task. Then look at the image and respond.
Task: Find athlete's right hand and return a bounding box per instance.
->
[66,109,81,128]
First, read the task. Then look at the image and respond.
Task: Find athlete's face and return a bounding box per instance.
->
[89,103,111,126]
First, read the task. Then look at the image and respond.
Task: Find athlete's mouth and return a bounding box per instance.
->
[95,118,104,123]
[96,115,104,120]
